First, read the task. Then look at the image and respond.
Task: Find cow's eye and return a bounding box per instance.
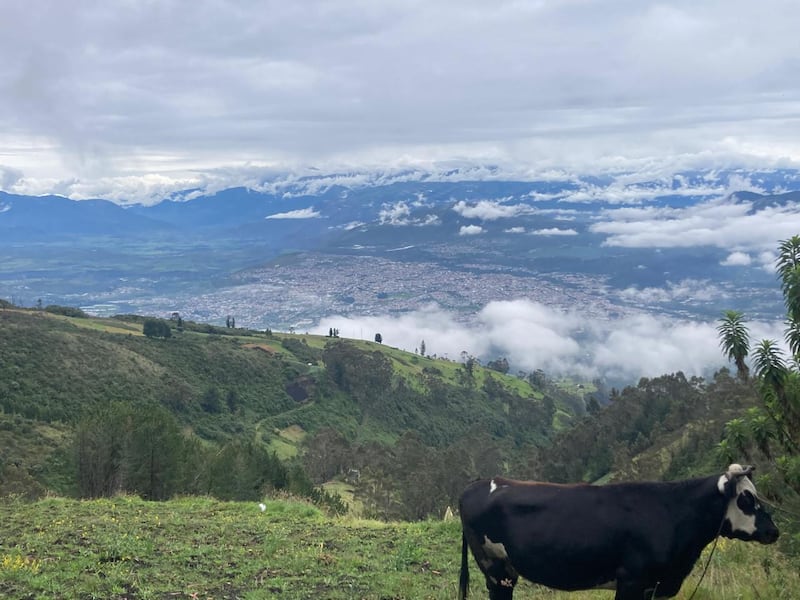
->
[737,491,755,512]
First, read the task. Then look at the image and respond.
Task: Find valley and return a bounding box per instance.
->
[0,170,796,379]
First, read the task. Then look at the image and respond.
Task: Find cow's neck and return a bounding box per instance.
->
[672,476,729,548]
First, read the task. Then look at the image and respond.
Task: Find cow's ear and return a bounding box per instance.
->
[718,473,738,498]
[718,464,754,497]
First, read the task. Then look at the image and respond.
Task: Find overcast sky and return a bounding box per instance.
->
[2,0,800,202]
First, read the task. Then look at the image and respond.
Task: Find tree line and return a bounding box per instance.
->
[74,401,346,512]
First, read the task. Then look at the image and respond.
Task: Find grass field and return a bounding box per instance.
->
[0,495,797,600]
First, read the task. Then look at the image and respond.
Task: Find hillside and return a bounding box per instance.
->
[1,304,783,523]
[0,306,578,516]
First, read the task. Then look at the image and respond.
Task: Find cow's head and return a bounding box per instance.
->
[717,464,779,544]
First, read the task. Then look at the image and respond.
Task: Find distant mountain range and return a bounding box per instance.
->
[0,167,797,240]
[1,168,799,365]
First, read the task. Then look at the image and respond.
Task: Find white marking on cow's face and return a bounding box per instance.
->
[489,479,497,494]
[716,464,779,544]
[482,535,509,559]
[721,471,759,537]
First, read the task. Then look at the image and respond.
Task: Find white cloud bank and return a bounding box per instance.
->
[459,224,484,236]
[618,279,722,304]
[265,207,320,219]
[592,197,800,254]
[452,199,533,221]
[530,228,578,236]
[311,300,786,383]
[721,251,752,266]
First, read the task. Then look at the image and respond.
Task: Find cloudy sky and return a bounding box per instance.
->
[2,0,800,203]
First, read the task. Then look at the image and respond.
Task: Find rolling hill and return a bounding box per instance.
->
[0,305,581,515]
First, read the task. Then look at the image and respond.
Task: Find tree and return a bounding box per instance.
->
[75,403,183,500]
[374,333,383,344]
[717,310,750,381]
[303,428,351,483]
[420,340,426,357]
[487,357,510,374]
[717,236,800,497]
[143,318,171,339]
[200,386,223,413]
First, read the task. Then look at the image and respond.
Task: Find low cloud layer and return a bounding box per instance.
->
[592,196,800,255]
[452,199,532,221]
[618,279,722,304]
[459,224,484,236]
[530,227,578,237]
[265,207,320,219]
[310,300,785,383]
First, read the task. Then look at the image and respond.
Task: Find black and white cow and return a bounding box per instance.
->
[458,464,779,600]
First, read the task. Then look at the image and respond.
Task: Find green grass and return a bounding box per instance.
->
[0,495,797,600]
[263,425,307,460]
[322,480,365,516]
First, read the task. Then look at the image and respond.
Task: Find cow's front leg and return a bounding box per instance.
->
[483,562,517,600]
[614,570,649,600]
[614,583,645,600]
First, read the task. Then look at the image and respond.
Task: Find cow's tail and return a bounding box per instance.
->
[458,532,469,600]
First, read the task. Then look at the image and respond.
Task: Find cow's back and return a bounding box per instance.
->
[461,478,628,591]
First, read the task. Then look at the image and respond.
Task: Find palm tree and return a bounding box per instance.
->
[753,339,788,399]
[777,235,800,323]
[746,407,774,459]
[717,310,750,381]
[752,339,799,454]
[724,418,751,458]
[717,237,800,496]
[777,235,800,282]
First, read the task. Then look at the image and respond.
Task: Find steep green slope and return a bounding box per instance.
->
[0,307,570,509]
[0,310,293,427]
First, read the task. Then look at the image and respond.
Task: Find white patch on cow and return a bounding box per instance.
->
[482,535,509,560]
[489,479,497,494]
[725,476,759,536]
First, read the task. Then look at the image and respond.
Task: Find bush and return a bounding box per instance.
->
[143,318,172,339]
[44,305,89,318]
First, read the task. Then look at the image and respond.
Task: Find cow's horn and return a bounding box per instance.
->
[727,463,754,479]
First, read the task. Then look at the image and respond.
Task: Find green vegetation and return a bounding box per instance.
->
[0,307,570,519]
[0,495,797,600]
[716,236,800,553]
[142,317,172,339]
[530,371,757,484]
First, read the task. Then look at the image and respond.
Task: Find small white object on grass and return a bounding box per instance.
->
[258,503,266,512]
